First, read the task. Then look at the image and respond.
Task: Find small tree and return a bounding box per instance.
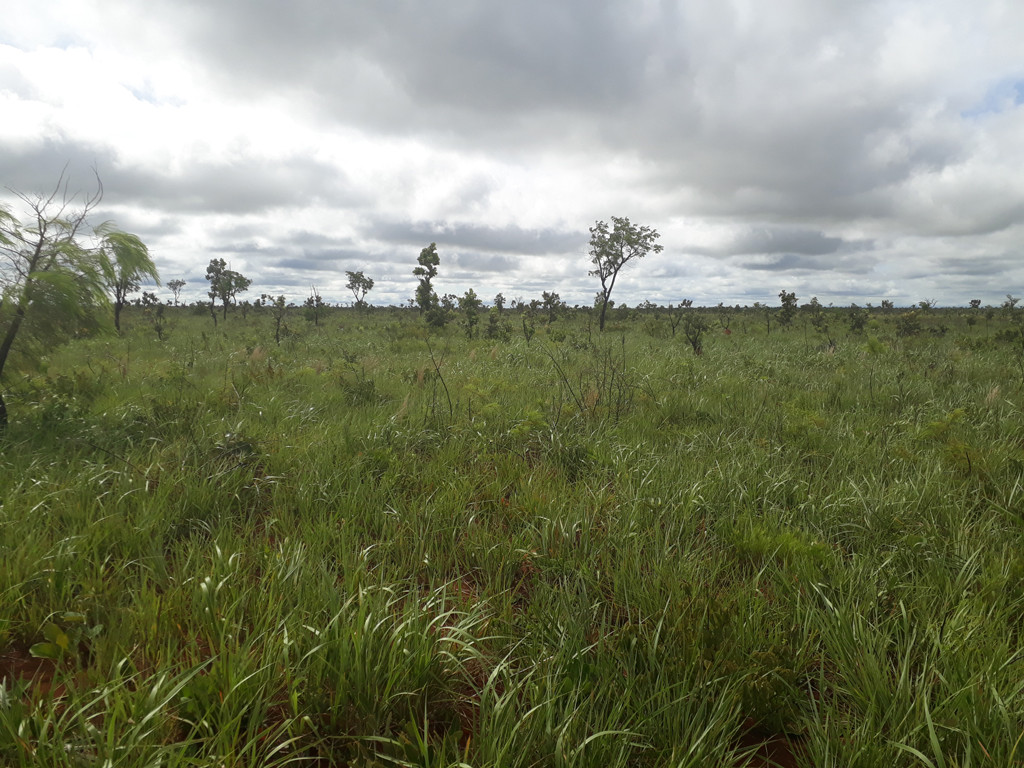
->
[751,302,771,335]
[521,305,537,344]
[806,297,835,349]
[0,173,111,428]
[205,258,251,319]
[715,302,732,334]
[413,243,440,314]
[485,305,510,340]
[206,287,219,326]
[667,300,693,337]
[589,217,663,332]
[167,279,187,306]
[346,270,374,309]
[262,294,288,344]
[303,286,326,326]
[848,303,868,334]
[139,291,165,340]
[99,228,160,333]
[778,290,798,327]
[493,293,506,312]
[458,289,482,338]
[896,311,922,337]
[541,291,565,324]
[682,310,708,355]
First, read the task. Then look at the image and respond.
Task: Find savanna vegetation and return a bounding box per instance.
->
[2,293,1024,767]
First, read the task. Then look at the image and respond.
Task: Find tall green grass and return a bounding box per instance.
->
[1,305,1022,766]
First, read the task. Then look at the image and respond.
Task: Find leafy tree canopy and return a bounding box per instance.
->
[589,217,662,331]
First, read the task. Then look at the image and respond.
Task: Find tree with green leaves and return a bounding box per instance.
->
[778,290,798,327]
[682,309,708,356]
[589,217,663,331]
[167,279,186,305]
[806,296,835,350]
[848,303,868,334]
[345,270,374,309]
[541,291,564,324]
[205,258,251,320]
[458,288,482,338]
[413,243,440,315]
[99,227,160,333]
[303,286,326,326]
[262,293,288,344]
[0,173,114,428]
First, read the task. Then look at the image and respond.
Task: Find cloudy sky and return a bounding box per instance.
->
[2,0,1023,307]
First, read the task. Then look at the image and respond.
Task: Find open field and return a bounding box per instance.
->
[1,305,1023,767]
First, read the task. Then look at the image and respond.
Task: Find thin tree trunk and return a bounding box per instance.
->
[0,298,28,384]
[0,302,27,431]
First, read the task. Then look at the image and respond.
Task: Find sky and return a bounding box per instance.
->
[2,0,1023,308]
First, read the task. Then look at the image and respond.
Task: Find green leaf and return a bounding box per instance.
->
[29,642,63,660]
[42,622,70,650]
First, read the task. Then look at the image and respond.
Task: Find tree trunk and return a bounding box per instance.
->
[0,301,27,386]
[0,301,27,431]
[598,296,609,331]
[114,301,122,333]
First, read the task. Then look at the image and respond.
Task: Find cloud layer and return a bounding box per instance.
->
[2,0,1023,306]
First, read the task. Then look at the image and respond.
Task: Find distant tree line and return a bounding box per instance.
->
[2,173,1019,427]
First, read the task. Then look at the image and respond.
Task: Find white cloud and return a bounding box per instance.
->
[2,0,1023,307]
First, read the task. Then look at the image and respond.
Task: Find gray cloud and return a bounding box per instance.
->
[732,253,876,274]
[0,139,362,215]
[133,0,1004,228]
[365,219,581,256]
[5,1,1024,307]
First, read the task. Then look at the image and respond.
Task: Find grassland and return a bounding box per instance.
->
[1,304,1022,767]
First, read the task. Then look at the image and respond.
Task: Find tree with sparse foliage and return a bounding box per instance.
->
[167,279,186,305]
[0,173,114,428]
[752,302,771,335]
[682,310,708,356]
[667,300,693,337]
[205,258,251,320]
[303,286,326,326]
[345,270,374,308]
[589,217,663,331]
[99,227,160,333]
[262,293,288,344]
[806,297,835,349]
